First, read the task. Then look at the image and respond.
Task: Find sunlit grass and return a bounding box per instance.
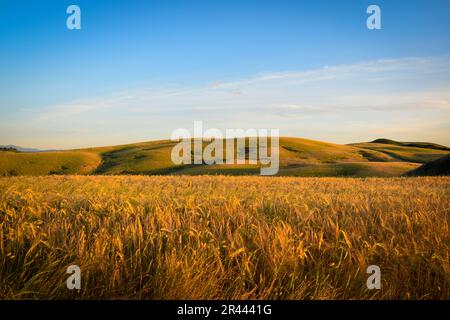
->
[0,175,449,299]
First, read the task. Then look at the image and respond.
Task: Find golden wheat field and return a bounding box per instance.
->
[0,175,449,299]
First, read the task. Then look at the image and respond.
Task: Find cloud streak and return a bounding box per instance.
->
[4,55,450,149]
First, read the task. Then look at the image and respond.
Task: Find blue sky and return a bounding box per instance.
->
[1,0,450,149]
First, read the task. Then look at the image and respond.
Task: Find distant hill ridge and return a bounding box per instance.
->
[1,137,449,177]
[0,145,55,152]
[0,147,18,152]
[370,138,450,151]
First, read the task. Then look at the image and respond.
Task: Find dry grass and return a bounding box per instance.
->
[0,151,101,176]
[0,175,449,299]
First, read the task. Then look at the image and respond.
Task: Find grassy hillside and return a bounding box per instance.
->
[0,151,101,176]
[85,137,439,176]
[407,154,450,176]
[1,137,448,177]
[90,140,177,175]
[278,162,419,177]
[349,142,449,163]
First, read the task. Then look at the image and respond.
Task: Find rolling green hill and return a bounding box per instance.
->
[0,151,101,176]
[349,141,449,163]
[1,137,448,177]
[370,138,450,151]
[407,154,450,176]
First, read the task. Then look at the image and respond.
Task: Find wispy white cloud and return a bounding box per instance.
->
[3,55,450,149]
